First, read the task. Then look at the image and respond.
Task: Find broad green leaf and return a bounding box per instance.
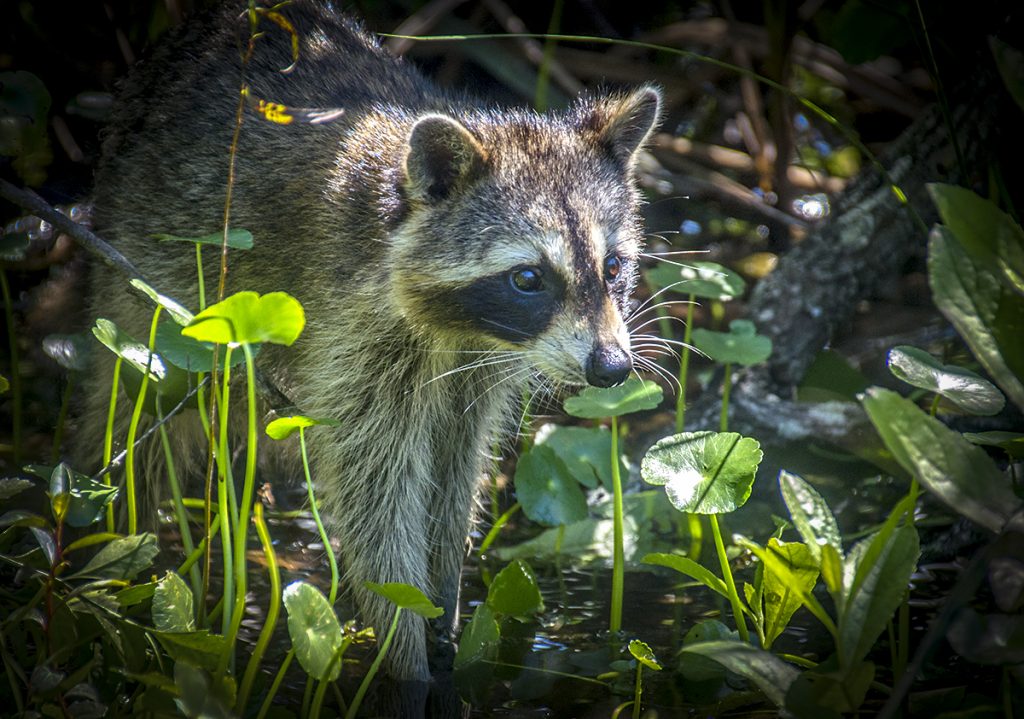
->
[646,260,745,300]
[155,320,248,373]
[692,319,772,366]
[183,291,304,346]
[681,641,798,708]
[641,431,762,514]
[283,581,344,681]
[785,657,874,717]
[49,463,118,528]
[116,581,157,607]
[863,387,1021,532]
[628,639,661,670]
[0,477,33,500]
[887,345,1005,415]
[820,545,845,600]
[762,539,819,649]
[991,37,1024,115]
[153,571,195,632]
[153,631,226,673]
[779,470,843,564]
[454,604,500,669]
[642,552,729,599]
[678,620,735,682]
[486,559,544,619]
[514,445,588,527]
[130,278,194,326]
[929,225,1024,410]
[963,430,1024,459]
[266,415,341,441]
[797,349,871,403]
[152,228,254,250]
[839,524,919,667]
[42,333,91,372]
[92,319,165,382]
[0,509,48,528]
[365,582,442,618]
[172,660,235,718]
[536,424,612,489]
[563,376,663,418]
[93,318,196,411]
[71,533,158,580]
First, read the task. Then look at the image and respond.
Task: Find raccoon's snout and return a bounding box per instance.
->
[585,344,632,388]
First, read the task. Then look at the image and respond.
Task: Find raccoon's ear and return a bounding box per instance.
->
[581,86,662,165]
[405,114,487,203]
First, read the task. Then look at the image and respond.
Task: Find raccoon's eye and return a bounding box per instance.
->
[604,255,622,282]
[510,266,544,293]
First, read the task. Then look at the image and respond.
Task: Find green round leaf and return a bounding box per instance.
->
[514,445,588,527]
[183,291,305,346]
[130,278,194,326]
[486,560,544,619]
[364,582,443,618]
[283,581,344,681]
[155,320,250,373]
[266,415,342,441]
[535,424,613,489]
[563,376,663,418]
[641,431,763,514]
[454,604,500,669]
[628,639,662,670]
[692,319,772,366]
[887,345,1005,415]
[646,260,746,300]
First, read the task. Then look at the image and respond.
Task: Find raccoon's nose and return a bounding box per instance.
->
[586,345,632,388]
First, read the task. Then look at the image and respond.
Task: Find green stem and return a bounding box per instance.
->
[124,306,162,535]
[102,357,122,533]
[50,373,75,464]
[177,514,221,576]
[215,347,234,649]
[345,607,402,719]
[479,502,520,556]
[533,0,564,111]
[709,513,749,642]
[256,649,294,719]
[1,270,22,467]
[686,514,703,563]
[300,427,339,605]
[632,664,643,719]
[610,415,625,634]
[719,363,733,432]
[237,502,281,713]
[195,242,207,311]
[674,296,695,434]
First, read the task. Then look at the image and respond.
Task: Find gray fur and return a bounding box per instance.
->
[79,0,659,690]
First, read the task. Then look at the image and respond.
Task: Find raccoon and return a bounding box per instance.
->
[81,0,659,706]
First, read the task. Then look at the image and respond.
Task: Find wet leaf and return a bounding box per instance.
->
[536,424,612,489]
[887,345,1005,415]
[515,445,588,527]
[365,582,442,618]
[646,260,745,300]
[929,225,1024,410]
[454,603,499,669]
[153,571,195,632]
[487,559,544,619]
[51,463,118,528]
[563,376,662,418]
[0,477,33,500]
[130,278,194,326]
[681,641,798,708]
[641,431,762,514]
[30,526,57,566]
[779,470,843,564]
[692,319,772,366]
[863,388,1021,532]
[762,539,819,649]
[71,533,158,580]
[265,415,341,441]
[628,639,661,670]
[183,291,305,346]
[283,580,343,681]
[152,228,254,250]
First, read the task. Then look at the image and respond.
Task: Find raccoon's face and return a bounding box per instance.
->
[393,87,661,390]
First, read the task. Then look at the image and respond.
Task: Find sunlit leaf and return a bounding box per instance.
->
[155,320,249,373]
[514,445,588,527]
[153,571,195,632]
[486,560,544,619]
[646,260,746,300]
[71,533,158,580]
[563,376,663,418]
[762,539,819,649]
[692,319,772,366]
[642,552,729,598]
[0,477,33,501]
[152,228,254,250]
[129,278,194,326]
[863,387,1021,532]
[182,291,304,346]
[681,641,798,708]
[265,415,341,441]
[628,639,661,670]
[641,431,762,514]
[779,470,843,564]
[50,463,118,528]
[365,582,442,618]
[42,333,91,372]
[283,581,343,681]
[887,345,1005,415]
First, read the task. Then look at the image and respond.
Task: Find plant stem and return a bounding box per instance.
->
[102,357,122,533]
[215,347,234,649]
[675,295,695,434]
[610,415,625,634]
[300,427,339,605]
[256,648,294,719]
[124,306,162,535]
[709,513,749,642]
[480,502,520,556]
[50,373,75,464]
[177,514,221,576]
[345,608,402,719]
[1,270,22,467]
[195,242,206,310]
[237,502,281,713]
[533,0,564,111]
[719,363,733,432]
[632,664,643,719]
